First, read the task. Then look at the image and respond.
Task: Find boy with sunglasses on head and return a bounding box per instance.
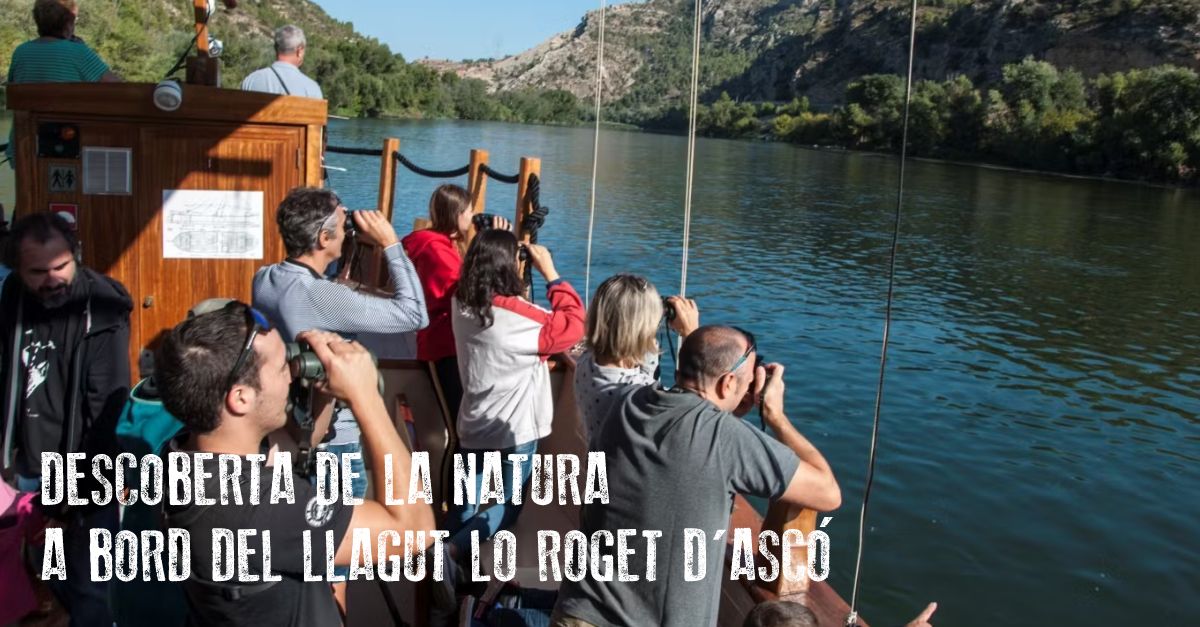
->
[154,303,435,627]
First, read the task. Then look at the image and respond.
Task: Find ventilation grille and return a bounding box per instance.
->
[82,147,132,195]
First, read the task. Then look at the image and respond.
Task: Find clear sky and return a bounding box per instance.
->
[312,1,637,62]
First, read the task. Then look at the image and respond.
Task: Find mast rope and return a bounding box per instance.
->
[679,0,702,298]
[583,0,607,307]
[846,0,919,624]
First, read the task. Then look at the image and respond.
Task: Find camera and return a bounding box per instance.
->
[662,297,676,321]
[472,213,501,232]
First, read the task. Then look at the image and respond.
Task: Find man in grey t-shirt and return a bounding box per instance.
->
[553,325,842,627]
[242,25,323,99]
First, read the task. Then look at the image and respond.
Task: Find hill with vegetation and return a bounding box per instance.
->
[432,0,1200,183]
[0,0,580,124]
[2,0,1198,183]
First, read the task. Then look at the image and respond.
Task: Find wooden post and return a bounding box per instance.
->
[762,502,818,603]
[193,0,209,55]
[377,137,400,220]
[363,138,399,288]
[456,149,488,255]
[186,0,220,85]
[514,157,541,284]
[468,149,489,217]
[514,157,541,242]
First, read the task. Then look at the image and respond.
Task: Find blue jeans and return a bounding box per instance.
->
[17,473,118,627]
[311,440,368,577]
[447,440,539,554]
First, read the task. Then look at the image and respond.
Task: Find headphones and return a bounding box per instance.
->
[2,212,82,269]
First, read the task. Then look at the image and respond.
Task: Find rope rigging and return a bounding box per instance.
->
[679,0,702,298]
[583,0,607,307]
[479,163,521,184]
[846,0,920,624]
[393,151,470,179]
[520,174,550,297]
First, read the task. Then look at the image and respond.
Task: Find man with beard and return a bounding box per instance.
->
[1,212,132,627]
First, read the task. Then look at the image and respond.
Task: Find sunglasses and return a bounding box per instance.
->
[727,327,757,374]
[223,302,273,392]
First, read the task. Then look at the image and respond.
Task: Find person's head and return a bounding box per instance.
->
[276,187,345,261]
[428,184,473,238]
[33,0,77,39]
[456,229,522,328]
[676,325,757,412]
[587,274,662,367]
[742,601,818,627]
[4,212,79,307]
[274,24,306,64]
[156,302,291,437]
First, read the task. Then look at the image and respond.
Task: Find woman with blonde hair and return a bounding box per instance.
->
[575,274,698,440]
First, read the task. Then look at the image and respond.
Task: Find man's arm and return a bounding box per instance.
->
[759,364,841,511]
[297,332,435,565]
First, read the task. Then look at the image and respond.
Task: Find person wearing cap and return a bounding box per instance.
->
[0,212,132,627]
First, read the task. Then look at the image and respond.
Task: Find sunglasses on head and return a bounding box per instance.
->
[223,302,273,392]
[727,327,757,374]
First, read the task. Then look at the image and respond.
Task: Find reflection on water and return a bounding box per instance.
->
[326,119,1199,626]
[3,114,1197,626]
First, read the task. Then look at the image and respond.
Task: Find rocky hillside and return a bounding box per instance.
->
[424,0,1200,111]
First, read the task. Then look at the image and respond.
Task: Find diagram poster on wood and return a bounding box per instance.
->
[162,189,264,259]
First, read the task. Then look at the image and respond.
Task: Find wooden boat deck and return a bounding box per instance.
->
[346,358,861,627]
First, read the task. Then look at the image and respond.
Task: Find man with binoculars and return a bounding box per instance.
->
[155,303,435,627]
[251,186,428,611]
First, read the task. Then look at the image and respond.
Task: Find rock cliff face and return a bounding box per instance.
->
[422,0,1200,107]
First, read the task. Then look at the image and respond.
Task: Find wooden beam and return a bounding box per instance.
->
[377,137,400,220]
[762,502,817,602]
[193,0,210,56]
[514,157,541,283]
[6,84,328,126]
[463,149,489,255]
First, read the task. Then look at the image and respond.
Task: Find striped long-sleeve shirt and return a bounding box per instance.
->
[252,243,428,444]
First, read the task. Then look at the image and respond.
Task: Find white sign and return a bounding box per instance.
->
[162,190,264,260]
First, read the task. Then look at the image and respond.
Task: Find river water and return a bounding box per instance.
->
[325,118,1199,627]
[3,116,1198,626]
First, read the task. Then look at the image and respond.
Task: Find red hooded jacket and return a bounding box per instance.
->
[401,229,461,361]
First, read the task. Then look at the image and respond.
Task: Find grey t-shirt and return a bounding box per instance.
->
[557,386,801,627]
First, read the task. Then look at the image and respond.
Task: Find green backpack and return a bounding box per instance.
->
[111,378,186,627]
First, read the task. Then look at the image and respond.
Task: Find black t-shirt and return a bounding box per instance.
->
[16,285,85,474]
[166,445,353,627]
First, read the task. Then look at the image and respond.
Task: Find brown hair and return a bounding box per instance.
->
[33,0,77,38]
[429,184,471,235]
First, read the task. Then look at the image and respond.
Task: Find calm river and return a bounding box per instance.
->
[3,116,1198,626]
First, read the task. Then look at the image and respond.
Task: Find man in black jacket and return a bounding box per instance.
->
[0,212,132,627]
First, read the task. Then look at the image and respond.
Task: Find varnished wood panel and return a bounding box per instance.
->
[134,123,303,355]
[7,83,327,126]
